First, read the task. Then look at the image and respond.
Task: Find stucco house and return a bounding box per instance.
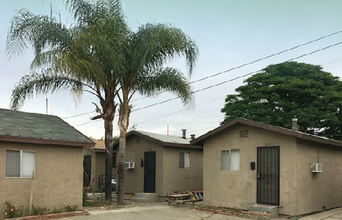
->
[191,117,342,216]
[114,130,203,200]
[0,109,94,215]
[83,140,116,192]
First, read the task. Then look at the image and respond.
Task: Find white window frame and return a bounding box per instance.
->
[5,150,36,178]
[179,152,190,168]
[221,149,240,171]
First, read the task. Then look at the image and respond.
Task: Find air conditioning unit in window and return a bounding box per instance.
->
[311,163,322,173]
[125,162,135,169]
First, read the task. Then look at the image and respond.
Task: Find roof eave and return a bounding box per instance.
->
[163,143,203,149]
[0,135,95,148]
[191,118,342,148]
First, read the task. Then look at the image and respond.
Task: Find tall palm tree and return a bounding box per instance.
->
[7,0,198,205]
[115,23,198,204]
[7,0,129,202]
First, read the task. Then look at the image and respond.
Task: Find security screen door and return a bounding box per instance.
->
[257,146,280,205]
[144,151,156,193]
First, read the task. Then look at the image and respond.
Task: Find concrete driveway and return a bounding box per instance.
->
[57,202,247,220]
[55,202,342,220]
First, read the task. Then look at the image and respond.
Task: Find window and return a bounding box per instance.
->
[179,152,190,168]
[221,149,240,171]
[6,150,36,178]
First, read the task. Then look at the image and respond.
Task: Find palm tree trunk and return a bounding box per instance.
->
[104,117,113,202]
[117,99,130,205]
[103,98,116,202]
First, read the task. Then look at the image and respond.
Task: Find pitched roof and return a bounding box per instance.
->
[92,140,106,152]
[114,130,202,149]
[0,108,94,148]
[190,117,342,148]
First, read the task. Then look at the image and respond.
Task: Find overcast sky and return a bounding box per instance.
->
[1,0,342,139]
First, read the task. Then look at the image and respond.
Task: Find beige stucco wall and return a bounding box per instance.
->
[0,141,83,215]
[295,140,342,215]
[203,124,297,215]
[122,135,203,196]
[82,148,116,192]
[162,147,203,195]
[83,147,97,190]
[123,136,164,194]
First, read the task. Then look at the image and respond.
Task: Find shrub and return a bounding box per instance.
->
[64,205,78,212]
[32,205,49,215]
[3,201,24,219]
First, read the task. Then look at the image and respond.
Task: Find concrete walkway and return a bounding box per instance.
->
[57,202,247,220]
[54,203,342,220]
[299,207,342,220]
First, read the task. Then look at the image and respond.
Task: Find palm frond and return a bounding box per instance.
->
[30,49,61,69]
[6,8,72,59]
[133,67,194,106]
[130,23,199,78]
[10,70,83,110]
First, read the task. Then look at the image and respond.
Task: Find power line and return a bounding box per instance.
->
[74,40,342,127]
[131,30,342,102]
[65,30,342,120]
[135,97,225,126]
[63,110,95,119]
[132,40,342,112]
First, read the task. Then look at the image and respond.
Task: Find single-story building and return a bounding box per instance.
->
[114,130,203,199]
[83,140,116,192]
[0,109,94,215]
[191,117,342,216]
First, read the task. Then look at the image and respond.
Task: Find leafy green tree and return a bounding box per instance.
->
[221,61,342,139]
[7,0,128,202]
[7,0,198,204]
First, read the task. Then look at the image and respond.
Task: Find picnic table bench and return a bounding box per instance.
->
[167,191,203,205]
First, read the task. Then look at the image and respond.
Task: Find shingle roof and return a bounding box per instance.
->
[191,117,342,148]
[136,130,192,145]
[93,140,105,152]
[0,108,94,147]
[114,130,202,149]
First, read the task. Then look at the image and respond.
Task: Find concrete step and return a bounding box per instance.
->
[248,204,279,219]
[130,193,159,203]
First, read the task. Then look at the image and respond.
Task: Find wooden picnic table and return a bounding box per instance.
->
[167,191,203,205]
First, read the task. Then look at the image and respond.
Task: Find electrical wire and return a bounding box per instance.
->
[62,110,95,119]
[135,97,225,125]
[74,40,342,127]
[131,30,342,102]
[66,30,342,120]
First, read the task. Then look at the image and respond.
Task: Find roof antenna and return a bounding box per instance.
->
[46,98,48,115]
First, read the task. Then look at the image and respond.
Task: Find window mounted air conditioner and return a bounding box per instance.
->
[311,163,322,173]
[124,162,135,169]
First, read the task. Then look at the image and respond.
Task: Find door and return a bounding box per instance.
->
[144,151,156,193]
[83,155,91,187]
[257,146,280,205]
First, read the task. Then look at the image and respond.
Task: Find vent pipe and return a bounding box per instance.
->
[292,118,298,130]
[190,134,196,140]
[182,129,187,139]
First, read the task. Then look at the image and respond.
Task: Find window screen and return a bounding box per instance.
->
[6,150,20,177]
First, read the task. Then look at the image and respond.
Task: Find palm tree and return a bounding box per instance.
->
[115,23,198,204]
[7,0,198,205]
[7,0,129,202]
